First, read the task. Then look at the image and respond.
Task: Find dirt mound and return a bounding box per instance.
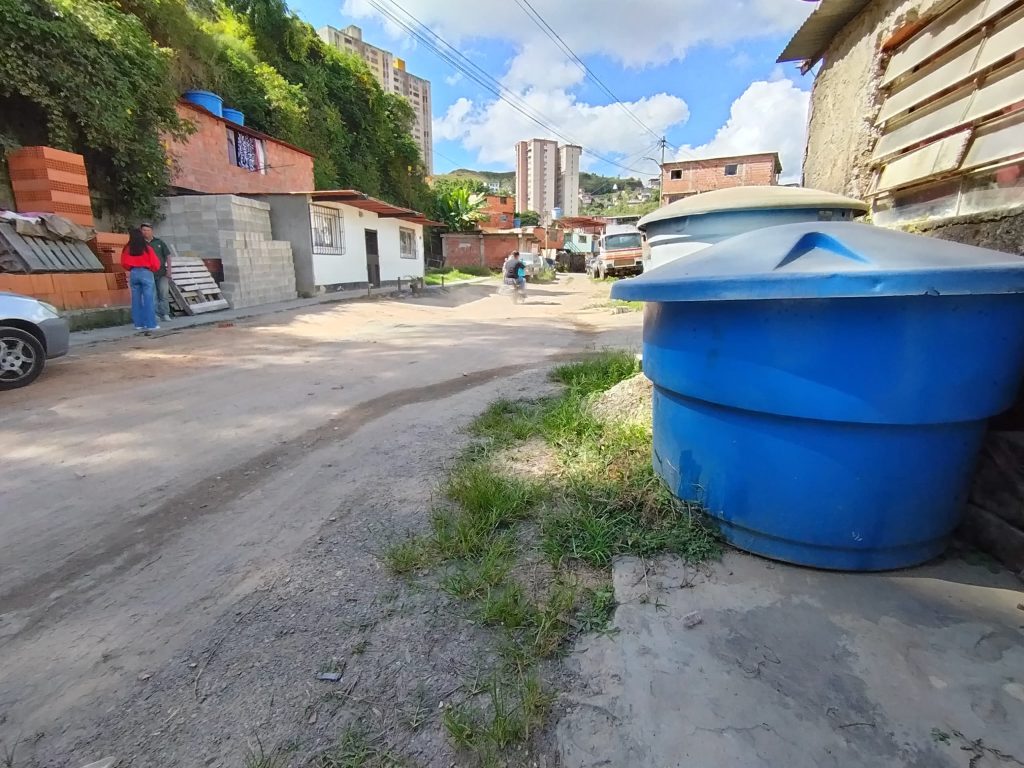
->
[589,373,653,426]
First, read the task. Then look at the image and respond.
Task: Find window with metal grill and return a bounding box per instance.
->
[310,205,345,255]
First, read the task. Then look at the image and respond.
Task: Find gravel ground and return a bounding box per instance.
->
[0,278,641,768]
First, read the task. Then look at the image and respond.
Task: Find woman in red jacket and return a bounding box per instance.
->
[121,227,161,331]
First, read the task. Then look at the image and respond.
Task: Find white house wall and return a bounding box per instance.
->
[375,219,425,281]
[309,203,369,287]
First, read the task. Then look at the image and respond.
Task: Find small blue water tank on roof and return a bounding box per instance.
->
[613,221,1024,570]
[183,89,224,117]
[222,108,245,126]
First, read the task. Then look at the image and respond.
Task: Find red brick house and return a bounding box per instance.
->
[166,102,315,195]
[660,152,781,204]
[479,194,515,229]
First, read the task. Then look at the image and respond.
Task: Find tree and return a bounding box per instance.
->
[516,210,541,226]
[433,182,487,232]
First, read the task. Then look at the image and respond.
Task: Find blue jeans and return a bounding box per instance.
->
[129,269,157,329]
[155,275,170,319]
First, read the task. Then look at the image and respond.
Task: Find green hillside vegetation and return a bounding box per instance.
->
[0,0,432,222]
[434,169,646,197]
[435,168,515,191]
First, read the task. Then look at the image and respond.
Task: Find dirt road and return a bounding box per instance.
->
[0,278,640,767]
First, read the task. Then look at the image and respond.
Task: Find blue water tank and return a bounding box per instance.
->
[222,108,245,126]
[613,221,1024,570]
[183,90,224,117]
[639,186,867,271]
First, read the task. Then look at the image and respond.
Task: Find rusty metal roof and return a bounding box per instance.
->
[777,0,873,65]
[300,190,445,227]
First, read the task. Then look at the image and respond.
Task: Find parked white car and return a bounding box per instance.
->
[1,292,70,390]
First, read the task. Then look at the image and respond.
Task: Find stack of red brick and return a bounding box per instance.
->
[2,146,134,310]
[7,146,94,227]
[0,273,129,309]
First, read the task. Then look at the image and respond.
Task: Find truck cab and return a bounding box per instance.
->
[592,226,645,279]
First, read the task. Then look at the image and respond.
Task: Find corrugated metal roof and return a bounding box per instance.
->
[777,0,873,64]
[0,223,104,273]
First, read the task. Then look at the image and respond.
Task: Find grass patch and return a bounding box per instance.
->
[441,674,551,760]
[381,348,717,765]
[425,265,494,285]
[382,534,436,576]
[311,727,404,767]
[577,585,616,633]
[532,266,557,284]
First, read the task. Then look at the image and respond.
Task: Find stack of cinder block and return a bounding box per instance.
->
[7,146,94,227]
[157,194,296,309]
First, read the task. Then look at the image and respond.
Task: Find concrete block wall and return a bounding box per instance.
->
[157,194,297,309]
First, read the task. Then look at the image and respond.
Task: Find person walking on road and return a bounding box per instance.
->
[141,222,173,322]
[121,227,161,332]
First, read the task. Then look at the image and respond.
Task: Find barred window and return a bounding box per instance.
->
[310,205,345,255]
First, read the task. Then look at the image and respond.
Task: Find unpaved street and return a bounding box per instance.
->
[0,278,641,767]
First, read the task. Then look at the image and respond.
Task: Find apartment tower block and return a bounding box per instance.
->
[318,25,433,173]
[515,139,581,221]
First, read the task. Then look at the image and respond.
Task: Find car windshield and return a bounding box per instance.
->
[604,233,642,250]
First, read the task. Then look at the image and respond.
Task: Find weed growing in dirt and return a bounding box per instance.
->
[441,674,552,760]
[380,350,718,765]
[312,727,403,768]
[382,534,435,576]
[577,586,617,634]
[243,738,289,768]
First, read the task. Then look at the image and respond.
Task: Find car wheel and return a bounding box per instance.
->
[0,326,46,390]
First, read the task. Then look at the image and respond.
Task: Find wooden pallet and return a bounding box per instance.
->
[169,256,230,315]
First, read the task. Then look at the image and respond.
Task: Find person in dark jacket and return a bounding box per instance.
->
[141,222,172,322]
[121,228,161,332]
[503,251,526,289]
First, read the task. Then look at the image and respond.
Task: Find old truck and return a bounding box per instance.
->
[590,225,646,279]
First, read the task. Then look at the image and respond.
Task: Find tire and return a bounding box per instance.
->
[0,326,46,391]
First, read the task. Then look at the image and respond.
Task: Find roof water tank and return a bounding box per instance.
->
[183,90,224,117]
[639,186,867,271]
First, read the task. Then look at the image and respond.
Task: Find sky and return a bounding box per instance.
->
[287,0,818,182]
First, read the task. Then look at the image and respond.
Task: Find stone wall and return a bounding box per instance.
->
[801,0,948,197]
[157,195,296,309]
[905,206,1024,256]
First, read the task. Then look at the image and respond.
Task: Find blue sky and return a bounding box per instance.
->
[289,0,816,180]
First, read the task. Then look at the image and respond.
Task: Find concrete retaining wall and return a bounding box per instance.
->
[158,195,297,309]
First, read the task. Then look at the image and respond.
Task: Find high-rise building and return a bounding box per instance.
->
[318,24,433,173]
[515,139,581,221]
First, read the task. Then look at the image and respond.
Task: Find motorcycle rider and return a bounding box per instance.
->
[503,250,526,291]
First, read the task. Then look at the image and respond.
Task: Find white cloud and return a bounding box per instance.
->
[675,79,811,184]
[436,91,689,168]
[340,0,814,170]
[342,0,809,69]
[444,72,464,86]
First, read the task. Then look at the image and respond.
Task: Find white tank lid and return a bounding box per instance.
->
[639,186,868,229]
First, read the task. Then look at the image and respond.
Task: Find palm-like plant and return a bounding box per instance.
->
[435,184,488,231]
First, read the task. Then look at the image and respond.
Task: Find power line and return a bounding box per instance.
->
[367,0,655,176]
[512,0,660,143]
[511,0,691,160]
